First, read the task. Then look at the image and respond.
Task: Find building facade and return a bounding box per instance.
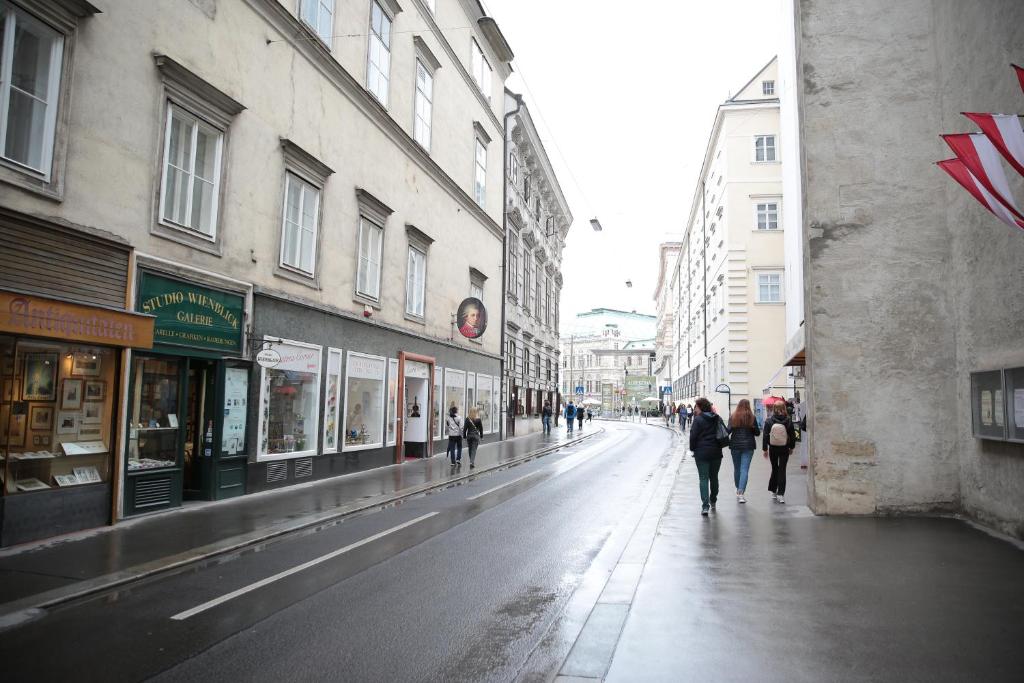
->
[794,0,1024,537]
[0,0,514,545]
[653,242,681,401]
[559,309,656,413]
[663,58,788,422]
[503,93,571,435]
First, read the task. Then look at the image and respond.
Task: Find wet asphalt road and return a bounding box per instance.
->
[0,422,674,682]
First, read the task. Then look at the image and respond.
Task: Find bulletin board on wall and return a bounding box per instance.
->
[970,368,1024,443]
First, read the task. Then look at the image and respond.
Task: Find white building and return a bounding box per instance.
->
[503,93,572,435]
[0,0,515,544]
[662,58,787,421]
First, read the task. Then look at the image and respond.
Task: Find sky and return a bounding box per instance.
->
[485,0,783,324]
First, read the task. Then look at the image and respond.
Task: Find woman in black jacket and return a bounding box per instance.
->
[689,397,724,516]
[727,398,761,504]
[762,402,796,504]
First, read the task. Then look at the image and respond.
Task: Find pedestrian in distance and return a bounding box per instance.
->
[762,401,797,503]
[565,401,576,433]
[445,405,464,466]
[670,404,677,425]
[463,407,484,469]
[727,398,760,504]
[577,405,585,431]
[690,397,726,516]
[586,408,593,423]
[541,400,553,435]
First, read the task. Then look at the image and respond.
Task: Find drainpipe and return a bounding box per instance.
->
[500,92,524,441]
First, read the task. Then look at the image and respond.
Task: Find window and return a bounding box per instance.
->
[474,138,487,207]
[524,174,531,202]
[523,249,531,310]
[470,282,483,300]
[357,217,384,300]
[508,232,518,297]
[386,358,398,446]
[507,340,516,374]
[508,152,518,184]
[0,4,64,178]
[470,39,492,100]
[762,80,775,95]
[756,202,780,230]
[159,105,223,239]
[300,0,334,45]
[406,246,426,317]
[544,276,552,327]
[323,347,343,453]
[413,59,433,149]
[445,368,466,416]
[477,373,492,433]
[469,267,485,301]
[754,135,777,162]
[433,367,443,439]
[344,352,386,450]
[367,1,391,105]
[534,264,542,319]
[757,272,783,303]
[523,352,530,378]
[280,173,320,275]
[534,352,541,378]
[258,339,322,460]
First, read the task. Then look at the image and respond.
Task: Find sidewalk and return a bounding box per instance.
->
[550,444,1024,682]
[0,426,600,620]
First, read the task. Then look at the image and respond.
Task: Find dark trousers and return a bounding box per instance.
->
[447,436,462,463]
[466,437,479,464]
[768,447,790,494]
[695,458,722,507]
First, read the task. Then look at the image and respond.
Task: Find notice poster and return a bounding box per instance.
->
[222,368,248,455]
[1016,389,1024,429]
[981,390,993,426]
[994,390,1004,426]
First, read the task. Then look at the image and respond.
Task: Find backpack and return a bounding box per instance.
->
[769,420,789,447]
[715,416,730,447]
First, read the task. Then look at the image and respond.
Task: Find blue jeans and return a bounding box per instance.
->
[731,449,754,493]
[566,417,574,432]
[447,436,462,463]
[542,415,551,434]
[695,458,721,507]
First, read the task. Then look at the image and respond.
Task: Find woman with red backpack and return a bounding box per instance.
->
[762,401,796,504]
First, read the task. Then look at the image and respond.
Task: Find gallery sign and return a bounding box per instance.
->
[0,289,154,348]
[137,273,244,354]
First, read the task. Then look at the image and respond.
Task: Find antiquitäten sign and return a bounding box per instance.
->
[0,289,154,348]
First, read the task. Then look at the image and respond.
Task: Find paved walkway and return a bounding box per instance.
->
[0,425,600,618]
[547,437,1024,682]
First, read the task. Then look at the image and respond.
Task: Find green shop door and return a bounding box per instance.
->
[183,359,217,500]
[212,361,249,500]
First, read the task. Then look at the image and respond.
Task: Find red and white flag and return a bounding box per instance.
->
[963,112,1024,177]
[1014,64,1024,94]
[937,158,1024,231]
[942,132,1024,221]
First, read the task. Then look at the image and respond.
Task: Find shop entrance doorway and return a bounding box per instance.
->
[396,352,434,462]
[183,359,217,500]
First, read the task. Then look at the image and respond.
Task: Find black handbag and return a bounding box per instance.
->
[715,416,730,447]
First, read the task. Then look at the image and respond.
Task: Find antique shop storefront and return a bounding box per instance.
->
[0,209,155,546]
[123,269,249,516]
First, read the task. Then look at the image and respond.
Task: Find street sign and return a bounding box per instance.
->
[663,386,673,395]
[575,386,584,395]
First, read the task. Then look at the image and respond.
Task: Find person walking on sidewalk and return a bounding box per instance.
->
[586,408,593,423]
[762,402,796,503]
[689,397,725,516]
[727,399,760,504]
[446,405,464,466]
[565,401,576,433]
[463,407,484,469]
[577,405,585,431]
[541,400,553,435]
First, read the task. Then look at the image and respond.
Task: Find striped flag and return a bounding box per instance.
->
[937,159,1024,231]
[964,112,1024,177]
[942,132,1024,221]
[1015,64,1024,94]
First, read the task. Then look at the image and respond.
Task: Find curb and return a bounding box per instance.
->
[0,428,604,624]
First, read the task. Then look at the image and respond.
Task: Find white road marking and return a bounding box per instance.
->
[466,471,542,501]
[170,511,439,621]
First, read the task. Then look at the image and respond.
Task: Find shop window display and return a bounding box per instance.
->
[222,367,248,456]
[323,348,342,453]
[258,340,322,459]
[467,372,476,420]
[477,373,491,433]
[344,352,386,450]
[445,368,466,416]
[128,356,181,472]
[490,376,499,433]
[433,366,442,440]
[2,336,117,492]
[386,358,398,446]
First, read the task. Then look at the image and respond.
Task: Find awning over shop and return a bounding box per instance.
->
[0,289,154,348]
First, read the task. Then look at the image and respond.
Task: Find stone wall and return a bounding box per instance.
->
[797,0,1024,534]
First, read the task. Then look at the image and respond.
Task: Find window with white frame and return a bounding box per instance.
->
[0,4,64,178]
[754,135,777,162]
[300,0,334,45]
[474,138,487,207]
[406,245,426,317]
[762,80,775,95]
[357,217,384,300]
[366,1,391,105]
[470,39,492,100]
[522,248,531,310]
[469,267,484,301]
[756,272,783,303]
[508,232,518,298]
[159,105,223,239]
[534,263,542,319]
[756,201,780,230]
[470,281,483,300]
[280,172,320,275]
[508,152,518,185]
[414,59,433,150]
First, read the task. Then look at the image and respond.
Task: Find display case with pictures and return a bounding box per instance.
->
[444,368,466,418]
[258,339,322,460]
[433,367,443,440]
[1006,367,1024,443]
[221,366,249,457]
[386,359,398,446]
[127,356,182,472]
[322,348,343,454]
[970,370,1006,441]
[491,376,500,434]
[1,335,118,494]
[343,352,386,451]
[477,373,492,433]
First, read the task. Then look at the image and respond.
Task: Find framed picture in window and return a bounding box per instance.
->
[30,405,53,431]
[72,352,102,377]
[22,353,58,401]
[61,379,83,410]
[82,402,102,424]
[8,412,26,446]
[56,411,79,436]
[84,380,106,402]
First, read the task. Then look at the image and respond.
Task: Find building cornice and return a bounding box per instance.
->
[244,0,503,241]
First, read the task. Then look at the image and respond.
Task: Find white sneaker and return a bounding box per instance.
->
[738,494,747,504]
[776,495,785,504]
[771,492,777,500]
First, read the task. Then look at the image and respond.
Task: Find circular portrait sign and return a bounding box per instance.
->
[457,297,487,339]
